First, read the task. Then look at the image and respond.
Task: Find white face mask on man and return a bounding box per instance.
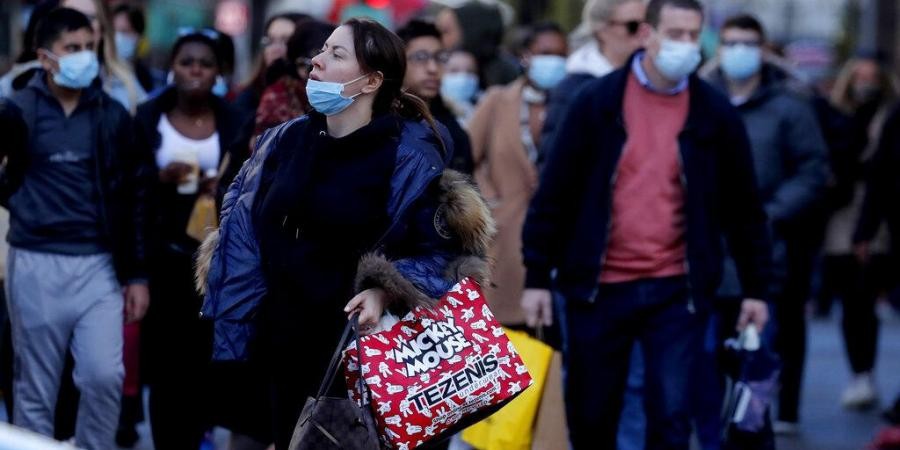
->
[653,39,701,81]
[45,50,100,89]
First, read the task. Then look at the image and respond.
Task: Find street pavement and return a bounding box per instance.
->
[774,309,900,450]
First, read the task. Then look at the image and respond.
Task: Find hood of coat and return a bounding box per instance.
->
[354,169,496,309]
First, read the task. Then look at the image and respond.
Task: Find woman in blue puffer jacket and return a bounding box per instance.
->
[195,18,495,450]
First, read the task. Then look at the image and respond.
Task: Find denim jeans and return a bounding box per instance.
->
[560,276,706,450]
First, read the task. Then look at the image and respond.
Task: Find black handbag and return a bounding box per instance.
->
[289,316,381,450]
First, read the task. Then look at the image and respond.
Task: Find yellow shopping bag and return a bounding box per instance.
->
[185,194,219,242]
[462,328,555,450]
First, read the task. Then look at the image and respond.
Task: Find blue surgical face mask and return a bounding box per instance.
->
[528,55,567,91]
[305,73,370,116]
[653,39,701,81]
[115,31,139,61]
[441,72,478,104]
[720,44,762,81]
[46,50,99,89]
[212,75,228,97]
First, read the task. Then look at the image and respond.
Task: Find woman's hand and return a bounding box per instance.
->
[344,288,387,335]
[198,172,218,197]
[159,162,194,184]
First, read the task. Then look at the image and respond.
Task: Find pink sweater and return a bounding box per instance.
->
[600,73,689,283]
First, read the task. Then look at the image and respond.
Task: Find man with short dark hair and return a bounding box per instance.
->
[397,19,473,173]
[520,1,772,448]
[701,13,829,433]
[4,8,150,449]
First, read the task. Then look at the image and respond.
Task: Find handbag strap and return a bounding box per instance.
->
[316,314,367,399]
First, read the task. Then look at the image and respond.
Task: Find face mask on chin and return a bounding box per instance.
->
[305,73,370,116]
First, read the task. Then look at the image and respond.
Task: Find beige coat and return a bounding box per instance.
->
[468,79,541,326]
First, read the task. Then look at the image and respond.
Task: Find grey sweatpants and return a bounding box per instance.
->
[6,247,124,450]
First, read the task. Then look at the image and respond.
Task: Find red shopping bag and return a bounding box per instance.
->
[343,278,533,449]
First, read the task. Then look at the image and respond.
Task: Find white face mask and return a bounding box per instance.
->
[653,39,701,81]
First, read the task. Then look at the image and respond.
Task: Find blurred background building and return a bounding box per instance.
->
[0,0,898,98]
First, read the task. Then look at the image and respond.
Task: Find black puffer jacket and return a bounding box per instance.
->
[5,71,150,282]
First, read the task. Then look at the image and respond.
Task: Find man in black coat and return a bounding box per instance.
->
[519,1,772,448]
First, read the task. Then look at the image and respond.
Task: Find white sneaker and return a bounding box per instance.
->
[841,373,878,409]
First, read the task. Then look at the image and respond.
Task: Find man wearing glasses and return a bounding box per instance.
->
[701,14,829,434]
[397,20,473,173]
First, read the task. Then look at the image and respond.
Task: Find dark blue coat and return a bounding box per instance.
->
[523,58,773,310]
[197,113,492,361]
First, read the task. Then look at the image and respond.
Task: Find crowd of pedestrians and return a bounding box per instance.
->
[0,0,898,449]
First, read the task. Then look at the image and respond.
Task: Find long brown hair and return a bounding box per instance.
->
[242,12,310,98]
[343,18,446,155]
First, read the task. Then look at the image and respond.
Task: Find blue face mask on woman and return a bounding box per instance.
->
[115,31,139,61]
[441,72,479,104]
[528,55,567,91]
[45,50,100,89]
[305,74,370,116]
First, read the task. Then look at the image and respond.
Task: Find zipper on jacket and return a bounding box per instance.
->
[676,142,696,315]
[592,115,628,304]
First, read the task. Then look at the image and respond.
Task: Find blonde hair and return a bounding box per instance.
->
[583,0,644,32]
[830,57,898,115]
[89,0,141,114]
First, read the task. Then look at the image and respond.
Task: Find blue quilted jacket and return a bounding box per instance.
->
[197,114,492,361]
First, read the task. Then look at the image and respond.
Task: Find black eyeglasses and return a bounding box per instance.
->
[607,19,643,35]
[720,40,762,48]
[407,50,451,66]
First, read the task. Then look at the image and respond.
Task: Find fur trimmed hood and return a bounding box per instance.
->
[435,169,495,257]
[354,169,495,309]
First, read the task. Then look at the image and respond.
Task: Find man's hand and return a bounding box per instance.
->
[737,298,768,332]
[124,283,150,323]
[521,288,553,328]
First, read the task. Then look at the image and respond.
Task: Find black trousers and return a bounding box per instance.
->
[773,234,819,423]
[822,255,881,374]
[145,248,213,450]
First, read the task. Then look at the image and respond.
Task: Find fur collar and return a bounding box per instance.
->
[354,170,495,308]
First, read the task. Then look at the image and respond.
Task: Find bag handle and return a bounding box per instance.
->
[316,314,367,400]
